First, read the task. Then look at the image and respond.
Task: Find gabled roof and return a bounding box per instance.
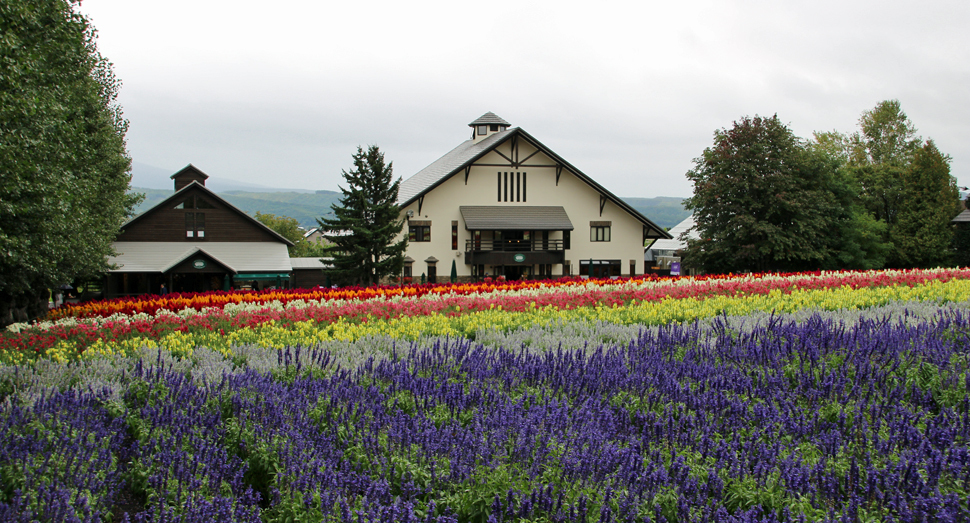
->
[122,179,294,246]
[952,209,970,223]
[468,112,510,127]
[647,214,697,251]
[108,242,292,272]
[169,163,209,180]
[290,257,334,269]
[160,246,237,273]
[397,127,671,239]
[398,130,511,203]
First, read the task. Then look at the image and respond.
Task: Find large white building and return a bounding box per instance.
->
[396,113,671,282]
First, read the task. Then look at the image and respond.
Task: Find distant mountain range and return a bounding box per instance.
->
[130,187,690,230]
[131,161,691,229]
[130,161,319,193]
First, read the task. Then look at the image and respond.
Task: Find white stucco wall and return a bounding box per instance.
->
[397,137,648,278]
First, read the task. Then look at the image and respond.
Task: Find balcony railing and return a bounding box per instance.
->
[465,239,565,252]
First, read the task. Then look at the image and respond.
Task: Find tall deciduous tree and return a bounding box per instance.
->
[684,115,888,274]
[845,100,958,267]
[317,146,406,286]
[890,141,960,267]
[0,0,140,326]
[683,115,845,273]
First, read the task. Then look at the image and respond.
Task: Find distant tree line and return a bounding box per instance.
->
[683,100,961,274]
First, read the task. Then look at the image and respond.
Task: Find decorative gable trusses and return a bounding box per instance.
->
[399,114,672,241]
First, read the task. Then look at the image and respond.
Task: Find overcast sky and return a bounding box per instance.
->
[79,0,970,198]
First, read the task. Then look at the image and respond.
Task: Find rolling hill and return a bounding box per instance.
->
[130,189,689,230]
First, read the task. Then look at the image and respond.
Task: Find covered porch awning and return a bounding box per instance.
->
[459,206,574,231]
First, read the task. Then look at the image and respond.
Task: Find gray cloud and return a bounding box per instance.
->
[84,0,970,198]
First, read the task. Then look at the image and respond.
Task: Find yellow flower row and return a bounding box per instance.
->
[47,278,969,363]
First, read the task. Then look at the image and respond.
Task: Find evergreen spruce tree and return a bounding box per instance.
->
[318,146,406,286]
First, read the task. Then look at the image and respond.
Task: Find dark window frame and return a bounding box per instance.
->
[409,225,431,242]
[590,226,611,242]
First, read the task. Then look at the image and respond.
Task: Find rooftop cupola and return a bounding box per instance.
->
[171,164,209,191]
[469,112,510,143]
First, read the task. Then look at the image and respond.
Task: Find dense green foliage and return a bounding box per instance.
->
[684,101,960,274]
[890,141,961,267]
[317,146,406,286]
[0,0,139,326]
[844,101,959,267]
[254,211,330,258]
[683,116,868,273]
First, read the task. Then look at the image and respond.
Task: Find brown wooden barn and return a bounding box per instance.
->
[105,165,296,298]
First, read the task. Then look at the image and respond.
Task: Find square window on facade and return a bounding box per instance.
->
[409,225,431,242]
[590,226,611,242]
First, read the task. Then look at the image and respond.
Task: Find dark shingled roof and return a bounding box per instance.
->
[953,209,970,223]
[468,112,510,127]
[460,206,574,231]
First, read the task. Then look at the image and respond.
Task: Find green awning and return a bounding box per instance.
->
[233,273,291,280]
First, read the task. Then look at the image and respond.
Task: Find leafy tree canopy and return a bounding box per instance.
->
[890,140,960,268]
[317,146,406,286]
[823,100,959,267]
[684,115,885,274]
[254,211,329,258]
[0,0,140,326]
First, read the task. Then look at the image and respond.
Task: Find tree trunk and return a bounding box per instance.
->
[0,290,49,329]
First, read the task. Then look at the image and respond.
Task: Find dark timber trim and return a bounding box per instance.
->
[599,195,607,217]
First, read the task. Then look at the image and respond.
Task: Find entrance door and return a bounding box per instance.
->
[503,230,530,251]
[503,265,533,281]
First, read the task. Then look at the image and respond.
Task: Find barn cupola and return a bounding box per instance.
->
[469,112,510,143]
[171,164,210,191]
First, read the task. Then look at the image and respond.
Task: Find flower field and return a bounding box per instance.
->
[2,269,970,522]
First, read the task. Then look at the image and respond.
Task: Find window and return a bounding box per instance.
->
[452,223,458,250]
[175,196,215,209]
[403,264,412,278]
[409,225,430,242]
[185,212,205,238]
[563,230,571,250]
[590,226,611,242]
[580,260,621,278]
[489,124,498,132]
[516,172,520,202]
[497,171,527,202]
[478,125,487,135]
